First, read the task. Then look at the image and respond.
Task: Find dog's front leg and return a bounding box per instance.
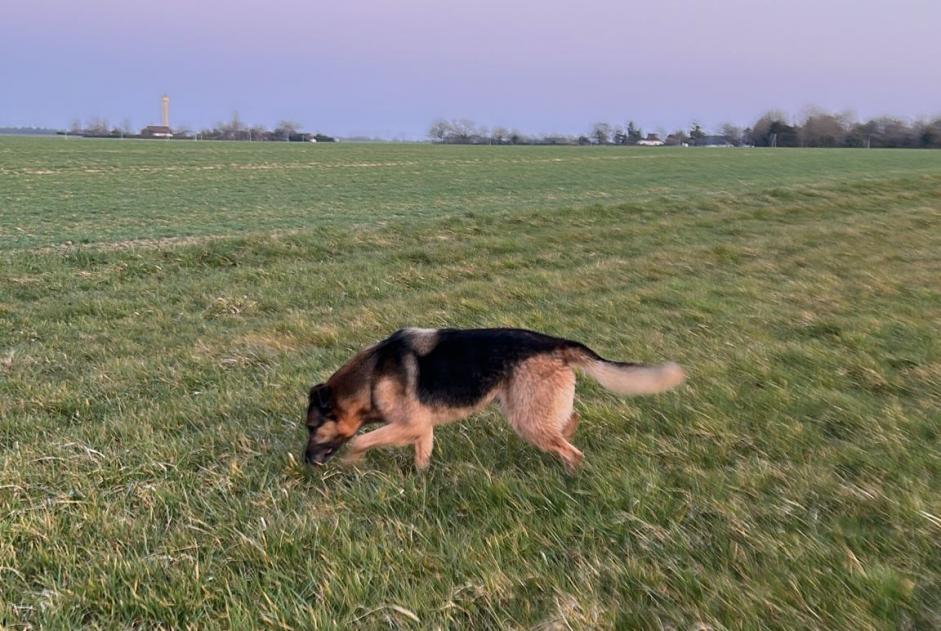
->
[341,422,416,465]
[414,430,434,471]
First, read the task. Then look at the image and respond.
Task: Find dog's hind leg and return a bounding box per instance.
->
[511,417,583,473]
[503,358,583,473]
[544,435,583,473]
[562,411,580,440]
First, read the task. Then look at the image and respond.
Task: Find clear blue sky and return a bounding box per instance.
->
[2,0,939,138]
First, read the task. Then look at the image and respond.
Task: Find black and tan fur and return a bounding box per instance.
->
[305,328,685,472]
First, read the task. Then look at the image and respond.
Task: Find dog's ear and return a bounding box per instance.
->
[309,383,332,412]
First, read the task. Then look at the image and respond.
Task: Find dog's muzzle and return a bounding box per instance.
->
[304,445,337,466]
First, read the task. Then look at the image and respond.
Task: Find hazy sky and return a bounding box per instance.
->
[2,0,939,138]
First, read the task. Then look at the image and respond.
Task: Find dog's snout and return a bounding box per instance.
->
[304,445,335,466]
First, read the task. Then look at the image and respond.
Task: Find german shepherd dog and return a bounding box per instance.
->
[305,328,685,472]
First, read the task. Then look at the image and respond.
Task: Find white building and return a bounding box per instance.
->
[637,133,664,146]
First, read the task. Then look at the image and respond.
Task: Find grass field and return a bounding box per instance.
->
[1,137,939,628]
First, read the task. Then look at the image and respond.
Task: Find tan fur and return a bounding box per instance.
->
[562,411,580,440]
[499,356,583,472]
[314,421,338,442]
[576,359,686,396]
[402,328,439,355]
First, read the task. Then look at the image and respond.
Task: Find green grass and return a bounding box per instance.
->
[3,136,941,249]
[1,137,939,628]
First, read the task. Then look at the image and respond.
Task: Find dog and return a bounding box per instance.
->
[304,327,685,472]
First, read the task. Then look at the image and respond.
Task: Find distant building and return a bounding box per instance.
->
[297,132,338,143]
[140,125,174,138]
[637,133,664,146]
[141,95,173,138]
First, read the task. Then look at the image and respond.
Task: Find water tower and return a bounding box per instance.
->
[161,95,170,128]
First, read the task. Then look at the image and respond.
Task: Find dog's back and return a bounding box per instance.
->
[374,327,578,408]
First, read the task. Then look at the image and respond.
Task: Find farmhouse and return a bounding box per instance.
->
[637,133,664,146]
[140,125,174,138]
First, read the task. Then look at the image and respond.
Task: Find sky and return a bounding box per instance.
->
[2,0,939,139]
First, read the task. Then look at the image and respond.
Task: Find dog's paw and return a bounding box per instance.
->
[340,450,365,466]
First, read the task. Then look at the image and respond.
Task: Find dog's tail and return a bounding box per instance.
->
[563,344,686,396]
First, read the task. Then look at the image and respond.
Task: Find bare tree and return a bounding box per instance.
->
[799,108,847,147]
[591,122,611,145]
[719,123,743,146]
[915,117,941,147]
[451,119,477,143]
[85,116,110,135]
[274,120,302,140]
[426,119,483,143]
[247,124,267,141]
[872,117,914,147]
[749,111,797,146]
[221,111,244,140]
[664,129,689,146]
[750,112,776,145]
[428,119,450,142]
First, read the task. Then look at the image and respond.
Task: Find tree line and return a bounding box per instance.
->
[428,109,941,148]
[192,115,335,142]
[0,126,60,136]
[62,113,336,142]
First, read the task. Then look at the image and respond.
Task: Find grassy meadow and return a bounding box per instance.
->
[1,137,939,628]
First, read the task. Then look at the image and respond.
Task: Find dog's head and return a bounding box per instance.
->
[304,383,356,465]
